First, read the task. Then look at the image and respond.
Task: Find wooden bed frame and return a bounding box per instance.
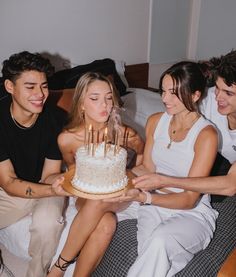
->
[124,63,149,89]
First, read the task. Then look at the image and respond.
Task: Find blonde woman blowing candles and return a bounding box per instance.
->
[47,72,144,277]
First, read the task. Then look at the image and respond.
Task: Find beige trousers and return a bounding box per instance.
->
[0,188,65,277]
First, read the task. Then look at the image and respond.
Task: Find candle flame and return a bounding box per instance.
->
[104,127,108,135]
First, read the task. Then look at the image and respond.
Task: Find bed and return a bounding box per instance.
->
[0,60,235,277]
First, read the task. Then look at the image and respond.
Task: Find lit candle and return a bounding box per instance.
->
[87,124,92,155]
[92,127,95,156]
[104,127,108,157]
[117,132,120,153]
[84,125,87,148]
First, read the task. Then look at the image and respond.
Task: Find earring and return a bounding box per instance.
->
[81,107,85,120]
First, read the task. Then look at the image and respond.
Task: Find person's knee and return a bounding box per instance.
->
[96,213,116,238]
[150,229,174,253]
[85,199,112,213]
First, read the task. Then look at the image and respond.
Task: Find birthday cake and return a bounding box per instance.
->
[71,142,128,194]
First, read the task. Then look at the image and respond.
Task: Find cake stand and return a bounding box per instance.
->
[62,168,136,199]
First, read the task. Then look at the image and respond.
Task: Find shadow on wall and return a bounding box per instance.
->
[40,51,72,72]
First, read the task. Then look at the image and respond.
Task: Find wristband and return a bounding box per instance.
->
[141,191,152,205]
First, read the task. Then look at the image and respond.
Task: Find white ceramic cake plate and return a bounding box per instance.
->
[62,168,135,200]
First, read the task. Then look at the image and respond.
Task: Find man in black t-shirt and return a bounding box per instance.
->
[0,51,69,277]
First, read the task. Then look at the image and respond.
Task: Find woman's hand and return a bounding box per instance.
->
[103,188,144,203]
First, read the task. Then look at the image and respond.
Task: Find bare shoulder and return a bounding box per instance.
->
[146,112,164,133]
[58,129,73,147]
[194,123,218,153]
[197,124,218,141]
[58,128,83,148]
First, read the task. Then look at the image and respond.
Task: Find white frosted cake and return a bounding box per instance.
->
[72,143,128,194]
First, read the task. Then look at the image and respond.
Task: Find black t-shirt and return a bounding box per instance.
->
[0,96,66,183]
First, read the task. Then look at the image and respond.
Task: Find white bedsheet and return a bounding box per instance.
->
[0,198,78,276]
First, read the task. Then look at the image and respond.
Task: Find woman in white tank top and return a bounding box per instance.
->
[112,61,219,277]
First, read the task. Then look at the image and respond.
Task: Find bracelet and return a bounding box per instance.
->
[141,191,152,205]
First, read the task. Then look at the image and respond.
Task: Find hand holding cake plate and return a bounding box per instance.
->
[62,167,134,200]
[62,140,134,199]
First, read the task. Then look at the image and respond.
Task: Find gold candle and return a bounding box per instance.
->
[84,125,87,148]
[92,127,95,157]
[87,124,92,155]
[97,130,99,144]
[104,127,108,157]
[117,133,120,153]
[125,130,129,148]
[114,131,118,155]
[123,128,126,147]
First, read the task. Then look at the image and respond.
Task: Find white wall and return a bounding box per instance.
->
[0,0,150,71]
[195,0,236,60]
[150,0,191,64]
[149,0,236,88]
[148,0,191,88]
[1,0,236,87]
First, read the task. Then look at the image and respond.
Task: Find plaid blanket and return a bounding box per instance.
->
[93,196,236,277]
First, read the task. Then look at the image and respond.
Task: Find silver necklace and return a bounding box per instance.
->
[10,104,38,130]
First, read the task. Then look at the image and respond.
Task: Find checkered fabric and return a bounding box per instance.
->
[176,196,236,277]
[92,219,138,277]
[92,196,236,277]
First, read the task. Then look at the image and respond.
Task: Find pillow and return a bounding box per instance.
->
[121,88,165,139]
[48,59,128,96]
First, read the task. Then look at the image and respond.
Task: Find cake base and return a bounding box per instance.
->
[62,168,135,199]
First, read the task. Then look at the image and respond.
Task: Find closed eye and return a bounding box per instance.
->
[226,91,235,96]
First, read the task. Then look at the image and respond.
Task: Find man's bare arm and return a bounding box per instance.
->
[133,163,236,196]
[0,159,69,198]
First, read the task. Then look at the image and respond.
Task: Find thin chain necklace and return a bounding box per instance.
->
[167,127,176,149]
[10,104,38,130]
[167,114,200,149]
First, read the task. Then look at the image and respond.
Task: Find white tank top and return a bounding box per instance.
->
[201,87,236,164]
[150,113,218,223]
[152,112,212,193]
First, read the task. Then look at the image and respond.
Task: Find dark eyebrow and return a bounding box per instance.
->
[216,83,236,94]
[222,88,236,94]
[24,81,48,85]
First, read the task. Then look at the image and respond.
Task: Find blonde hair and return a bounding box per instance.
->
[66,72,121,131]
